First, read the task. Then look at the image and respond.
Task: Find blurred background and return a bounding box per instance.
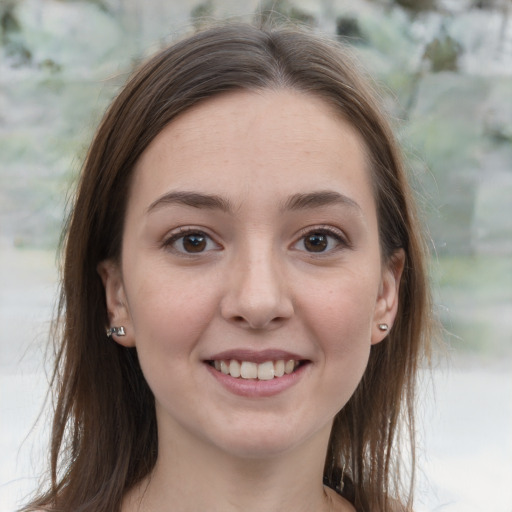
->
[0,0,511,510]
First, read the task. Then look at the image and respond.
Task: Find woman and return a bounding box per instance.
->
[23,22,434,512]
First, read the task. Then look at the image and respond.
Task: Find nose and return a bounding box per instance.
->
[220,246,294,330]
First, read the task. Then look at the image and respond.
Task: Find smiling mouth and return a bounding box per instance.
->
[207,359,306,381]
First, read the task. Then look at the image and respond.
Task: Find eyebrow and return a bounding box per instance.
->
[146,189,361,215]
[282,191,361,213]
[147,191,234,214]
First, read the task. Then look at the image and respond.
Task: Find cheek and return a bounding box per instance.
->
[319,296,373,376]
[307,276,378,345]
[126,269,220,356]
[302,274,378,397]
[314,298,374,413]
[125,274,220,401]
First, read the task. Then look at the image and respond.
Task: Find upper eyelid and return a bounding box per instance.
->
[292,225,353,251]
[164,226,215,240]
[295,225,349,242]
[160,224,351,248]
[162,227,222,250]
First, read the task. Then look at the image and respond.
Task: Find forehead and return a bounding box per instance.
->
[130,89,375,214]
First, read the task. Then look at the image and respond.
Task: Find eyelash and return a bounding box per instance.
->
[162,225,351,256]
[293,226,351,254]
[162,228,221,255]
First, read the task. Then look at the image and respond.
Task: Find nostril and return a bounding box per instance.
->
[232,315,254,327]
[230,314,289,330]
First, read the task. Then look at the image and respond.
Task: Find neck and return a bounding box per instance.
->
[124,419,334,512]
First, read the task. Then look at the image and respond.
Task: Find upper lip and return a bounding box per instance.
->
[206,349,307,364]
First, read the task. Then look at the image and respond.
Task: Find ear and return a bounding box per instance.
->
[371,249,405,345]
[97,259,135,347]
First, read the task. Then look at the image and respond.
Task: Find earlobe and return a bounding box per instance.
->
[97,259,135,347]
[371,249,405,345]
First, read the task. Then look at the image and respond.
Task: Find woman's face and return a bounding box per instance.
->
[100,89,402,459]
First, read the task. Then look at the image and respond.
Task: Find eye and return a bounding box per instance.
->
[294,228,348,254]
[164,229,220,254]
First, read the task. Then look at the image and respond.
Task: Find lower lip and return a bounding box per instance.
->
[205,363,308,398]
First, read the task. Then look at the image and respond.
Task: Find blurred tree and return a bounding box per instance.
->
[473,0,499,8]
[254,0,316,27]
[392,0,437,13]
[0,0,32,65]
[336,15,367,44]
[0,0,19,45]
[423,32,463,72]
[58,0,111,14]
[191,0,215,30]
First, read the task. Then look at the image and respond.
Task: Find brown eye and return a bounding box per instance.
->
[303,233,329,252]
[293,228,348,254]
[182,233,207,253]
[165,230,220,255]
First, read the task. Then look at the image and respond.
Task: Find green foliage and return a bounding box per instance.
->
[0,0,20,40]
[57,0,111,14]
[423,33,463,72]
[393,0,437,13]
[435,255,512,355]
[254,0,316,27]
[405,75,490,255]
[336,16,366,44]
[191,0,215,29]
[1,0,511,357]
[0,0,33,64]
[472,0,499,9]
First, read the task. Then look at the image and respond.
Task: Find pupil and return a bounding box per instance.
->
[305,233,327,252]
[183,234,206,253]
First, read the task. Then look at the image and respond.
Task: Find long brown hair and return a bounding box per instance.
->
[23,22,433,512]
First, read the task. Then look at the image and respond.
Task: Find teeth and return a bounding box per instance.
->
[220,360,230,375]
[212,359,301,380]
[240,361,258,379]
[274,360,285,377]
[257,361,274,380]
[285,359,295,375]
[229,359,241,378]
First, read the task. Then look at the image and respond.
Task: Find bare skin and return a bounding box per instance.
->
[100,89,402,512]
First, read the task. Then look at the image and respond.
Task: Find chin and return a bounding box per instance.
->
[204,418,328,461]
[217,436,300,460]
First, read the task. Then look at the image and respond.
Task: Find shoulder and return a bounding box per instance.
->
[324,486,357,512]
[324,487,410,512]
[387,500,412,512]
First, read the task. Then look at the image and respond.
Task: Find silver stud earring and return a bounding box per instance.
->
[106,326,126,337]
[378,323,389,332]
